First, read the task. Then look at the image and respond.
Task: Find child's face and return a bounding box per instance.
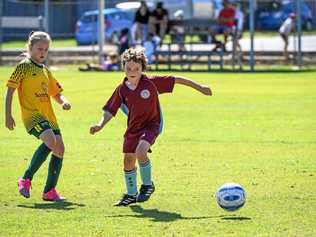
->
[124,61,143,84]
[29,40,49,64]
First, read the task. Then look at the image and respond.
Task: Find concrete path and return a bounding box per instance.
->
[228,35,316,52]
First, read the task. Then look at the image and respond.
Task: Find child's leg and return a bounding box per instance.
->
[135,140,152,186]
[39,130,64,194]
[18,122,53,198]
[284,36,289,59]
[123,153,137,196]
[135,139,155,202]
[23,143,51,180]
[114,153,138,206]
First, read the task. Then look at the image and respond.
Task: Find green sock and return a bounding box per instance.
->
[44,155,63,193]
[23,143,51,180]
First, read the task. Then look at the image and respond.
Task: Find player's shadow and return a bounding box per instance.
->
[221,216,251,221]
[17,201,85,211]
[105,205,225,222]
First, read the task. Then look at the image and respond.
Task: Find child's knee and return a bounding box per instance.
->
[44,136,57,151]
[52,141,65,158]
[135,149,147,161]
[124,153,136,170]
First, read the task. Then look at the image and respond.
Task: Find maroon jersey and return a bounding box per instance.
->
[103,74,175,135]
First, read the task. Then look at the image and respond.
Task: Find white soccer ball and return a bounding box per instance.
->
[216,183,246,211]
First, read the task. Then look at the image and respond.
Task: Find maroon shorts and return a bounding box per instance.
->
[123,127,160,153]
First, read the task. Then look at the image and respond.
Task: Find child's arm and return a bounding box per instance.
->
[53,93,71,110]
[90,110,113,135]
[174,76,212,96]
[5,87,16,130]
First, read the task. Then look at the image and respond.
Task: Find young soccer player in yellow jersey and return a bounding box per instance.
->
[5,31,71,201]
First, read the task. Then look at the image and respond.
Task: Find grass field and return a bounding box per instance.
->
[0,66,315,236]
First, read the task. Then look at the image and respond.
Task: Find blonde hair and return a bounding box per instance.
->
[121,47,148,71]
[24,31,51,56]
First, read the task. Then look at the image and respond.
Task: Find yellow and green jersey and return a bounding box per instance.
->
[7,58,63,132]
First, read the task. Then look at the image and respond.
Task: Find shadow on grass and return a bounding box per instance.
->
[221,216,252,221]
[104,205,235,222]
[17,201,85,211]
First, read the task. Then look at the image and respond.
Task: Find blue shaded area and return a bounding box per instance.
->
[120,103,129,116]
[219,202,245,212]
[224,195,240,202]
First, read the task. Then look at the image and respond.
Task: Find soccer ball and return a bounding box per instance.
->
[216,183,246,211]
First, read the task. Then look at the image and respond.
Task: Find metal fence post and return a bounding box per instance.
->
[296,0,302,68]
[44,0,50,65]
[249,0,255,72]
[44,0,49,33]
[0,0,3,65]
[98,0,105,65]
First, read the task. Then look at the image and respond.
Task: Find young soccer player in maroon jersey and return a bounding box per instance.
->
[90,47,212,206]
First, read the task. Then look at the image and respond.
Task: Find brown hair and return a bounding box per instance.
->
[24,31,51,56]
[121,47,148,71]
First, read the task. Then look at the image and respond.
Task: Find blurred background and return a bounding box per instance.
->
[1,0,316,70]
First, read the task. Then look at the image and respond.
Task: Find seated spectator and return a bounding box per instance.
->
[208,0,236,51]
[79,52,119,72]
[132,1,151,44]
[170,10,185,51]
[149,1,169,43]
[279,13,296,60]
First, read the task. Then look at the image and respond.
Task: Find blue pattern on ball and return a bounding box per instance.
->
[216,183,246,212]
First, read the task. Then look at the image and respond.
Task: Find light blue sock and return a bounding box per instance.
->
[124,169,137,196]
[139,159,152,186]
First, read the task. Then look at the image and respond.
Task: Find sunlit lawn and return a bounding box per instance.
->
[0,66,315,236]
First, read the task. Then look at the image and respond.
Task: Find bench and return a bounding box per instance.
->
[153,43,224,71]
[151,18,241,71]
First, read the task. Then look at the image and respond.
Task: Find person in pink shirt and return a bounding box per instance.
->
[90,47,212,206]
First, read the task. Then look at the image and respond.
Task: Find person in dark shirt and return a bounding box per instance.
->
[149,1,169,42]
[133,1,151,43]
[118,28,130,55]
[90,47,212,206]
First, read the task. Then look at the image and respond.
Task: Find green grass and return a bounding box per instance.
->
[0,66,316,236]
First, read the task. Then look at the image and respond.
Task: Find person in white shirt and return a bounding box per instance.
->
[279,13,296,60]
[232,0,244,51]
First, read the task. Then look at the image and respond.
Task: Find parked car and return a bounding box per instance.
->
[256,0,313,31]
[75,8,134,45]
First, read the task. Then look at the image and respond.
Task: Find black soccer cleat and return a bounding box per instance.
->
[137,182,155,202]
[114,194,137,206]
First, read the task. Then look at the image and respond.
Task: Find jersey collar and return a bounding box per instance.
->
[29,58,44,68]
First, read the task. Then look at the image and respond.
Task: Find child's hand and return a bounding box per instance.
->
[62,102,71,110]
[90,125,103,135]
[5,115,16,130]
[199,85,212,96]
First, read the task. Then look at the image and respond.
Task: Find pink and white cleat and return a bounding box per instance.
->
[42,188,65,202]
[18,178,31,198]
